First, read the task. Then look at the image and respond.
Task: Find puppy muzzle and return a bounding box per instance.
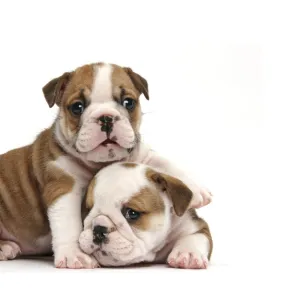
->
[76,109,136,153]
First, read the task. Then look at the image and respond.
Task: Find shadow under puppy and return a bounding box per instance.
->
[79,162,213,269]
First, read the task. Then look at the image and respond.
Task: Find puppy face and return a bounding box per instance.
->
[43,63,149,162]
[79,163,193,266]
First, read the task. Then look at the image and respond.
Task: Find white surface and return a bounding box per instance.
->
[0,0,300,299]
[0,257,297,299]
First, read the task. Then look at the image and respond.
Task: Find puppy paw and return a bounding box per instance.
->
[199,186,213,206]
[54,246,99,269]
[0,240,21,260]
[190,185,213,209]
[167,249,208,269]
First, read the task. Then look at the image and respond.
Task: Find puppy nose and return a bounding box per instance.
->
[99,115,114,134]
[93,225,108,245]
[99,115,114,124]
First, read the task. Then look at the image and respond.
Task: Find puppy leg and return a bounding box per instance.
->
[47,190,99,269]
[167,233,211,269]
[0,240,21,261]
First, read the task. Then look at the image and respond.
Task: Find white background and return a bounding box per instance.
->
[0,0,299,299]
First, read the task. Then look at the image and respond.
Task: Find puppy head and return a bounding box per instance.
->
[79,163,194,266]
[42,63,149,162]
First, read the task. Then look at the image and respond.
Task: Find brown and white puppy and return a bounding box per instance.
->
[79,162,213,269]
[0,62,211,268]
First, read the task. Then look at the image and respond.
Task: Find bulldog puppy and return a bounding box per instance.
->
[0,62,211,268]
[79,162,213,269]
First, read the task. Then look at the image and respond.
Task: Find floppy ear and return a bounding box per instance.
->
[148,170,193,217]
[123,67,149,100]
[42,72,72,108]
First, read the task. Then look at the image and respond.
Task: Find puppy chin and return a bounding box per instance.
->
[93,247,147,267]
[84,145,130,162]
[80,230,156,267]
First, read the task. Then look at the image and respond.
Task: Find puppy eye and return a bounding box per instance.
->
[122,207,141,221]
[70,101,85,116]
[121,98,136,111]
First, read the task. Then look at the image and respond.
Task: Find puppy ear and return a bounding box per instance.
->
[123,67,149,100]
[42,72,72,108]
[148,170,193,217]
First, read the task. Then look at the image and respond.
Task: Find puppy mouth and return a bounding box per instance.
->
[100,138,119,147]
[94,245,135,259]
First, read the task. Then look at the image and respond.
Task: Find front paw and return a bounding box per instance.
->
[190,185,213,209]
[54,246,99,269]
[199,186,213,206]
[0,241,21,261]
[167,249,208,269]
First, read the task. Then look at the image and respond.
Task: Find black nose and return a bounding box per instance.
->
[99,115,114,134]
[101,122,113,134]
[99,115,113,123]
[93,225,108,245]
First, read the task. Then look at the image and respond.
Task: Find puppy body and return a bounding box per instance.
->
[79,163,213,269]
[0,128,98,263]
[0,62,212,267]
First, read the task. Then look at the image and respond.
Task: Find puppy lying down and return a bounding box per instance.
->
[79,162,213,269]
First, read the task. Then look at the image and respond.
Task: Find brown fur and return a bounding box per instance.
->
[146,168,193,217]
[123,67,149,100]
[60,64,94,134]
[85,177,97,209]
[43,164,75,207]
[43,72,72,108]
[62,64,95,102]
[122,163,137,168]
[189,210,213,259]
[111,65,146,132]
[0,128,74,243]
[126,187,165,231]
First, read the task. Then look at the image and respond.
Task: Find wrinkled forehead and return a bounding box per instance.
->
[63,63,139,104]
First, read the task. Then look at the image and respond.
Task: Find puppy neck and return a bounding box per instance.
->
[168,209,194,241]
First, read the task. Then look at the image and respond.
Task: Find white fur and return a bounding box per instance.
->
[90,64,113,103]
[47,157,96,268]
[48,188,98,268]
[167,233,210,269]
[94,163,149,206]
[47,189,83,261]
